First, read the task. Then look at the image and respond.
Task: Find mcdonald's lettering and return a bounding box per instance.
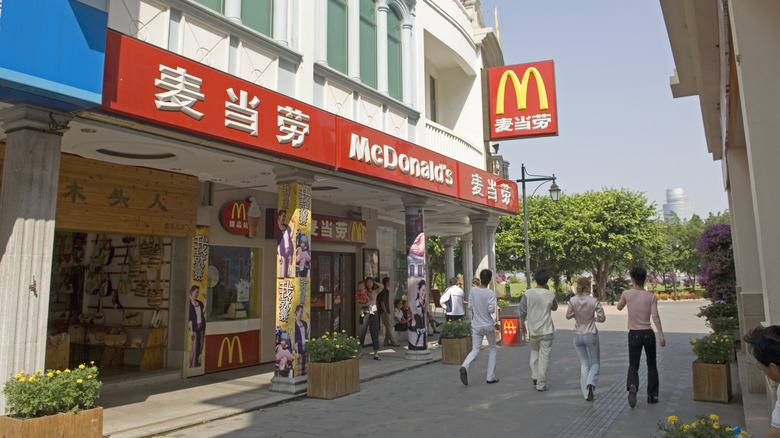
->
[217,336,244,367]
[503,319,517,335]
[231,202,247,220]
[495,68,549,114]
[220,200,250,235]
[350,221,366,243]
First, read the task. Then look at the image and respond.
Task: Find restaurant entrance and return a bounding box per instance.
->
[310,252,355,338]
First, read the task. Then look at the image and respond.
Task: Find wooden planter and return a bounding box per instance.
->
[0,407,102,438]
[692,361,732,403]
[307,358,359,399]
[441,336,473,365]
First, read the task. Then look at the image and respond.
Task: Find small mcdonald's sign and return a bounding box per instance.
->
[488,61,558,140]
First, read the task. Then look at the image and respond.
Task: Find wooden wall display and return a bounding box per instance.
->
[0,146,198,237]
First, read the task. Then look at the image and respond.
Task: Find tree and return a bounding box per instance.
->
[697,223,736,303]
[426,236,446,291]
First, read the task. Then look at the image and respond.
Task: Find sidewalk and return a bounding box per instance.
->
[99,301,764,438]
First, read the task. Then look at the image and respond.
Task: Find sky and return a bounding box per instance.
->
[478,0,729,218]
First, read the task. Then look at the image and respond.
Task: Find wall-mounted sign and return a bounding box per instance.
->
[266,209,367,245]
[457,163,519,213]
[488,60,558,139]
[219,197,262,237]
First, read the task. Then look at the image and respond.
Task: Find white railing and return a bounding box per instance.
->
[424,121,485,169]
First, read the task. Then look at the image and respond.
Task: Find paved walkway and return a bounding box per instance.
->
[99,300,762,437]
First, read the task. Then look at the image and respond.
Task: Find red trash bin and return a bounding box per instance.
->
[501,317,519,344]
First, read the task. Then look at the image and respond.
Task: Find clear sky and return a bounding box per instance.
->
[479,0,729,218]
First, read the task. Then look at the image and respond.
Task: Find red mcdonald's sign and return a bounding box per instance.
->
[488,60,558,140]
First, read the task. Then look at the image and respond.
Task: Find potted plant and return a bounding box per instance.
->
[690,334,734,403]
[306,331,360,399]
[697,300,740,340]
[1,362,103,437]
[439,319,472,365]
[657,413,750,437]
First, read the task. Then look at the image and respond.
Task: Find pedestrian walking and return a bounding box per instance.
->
[358,277,383,360]
[617,266,666,408]
[744,325,780,438]
[459,269,498,385]
[519,268,558,392]
[440,277,465,322]
[566,277,605,401]
[378,277,400,346]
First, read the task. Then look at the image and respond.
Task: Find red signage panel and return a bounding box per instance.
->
[457,163,519,213]
[488,60,558,139]
[101,30,337,167]
[336,118,460,198]
[205,330,260,373]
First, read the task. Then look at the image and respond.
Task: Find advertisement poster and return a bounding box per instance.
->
[187,226,209,377]
[275,183,312,378]
[207,246,254,320]
[405,208,427,351]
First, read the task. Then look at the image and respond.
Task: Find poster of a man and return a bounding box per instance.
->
[277,209,294,278]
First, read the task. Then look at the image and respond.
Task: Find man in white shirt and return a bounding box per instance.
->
[459,269,498,385]
[744,325,780,438]
[440,277,465,322]
[519,269,558,392]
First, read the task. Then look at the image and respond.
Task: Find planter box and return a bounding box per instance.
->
[441,336,472,365]
[0,407,102,438]
[692,361,732,403]
[307,358,359,399]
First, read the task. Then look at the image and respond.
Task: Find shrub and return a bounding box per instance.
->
[439,319,471,339]
[707,316,739,334]
[307,331,360,363]
[697,224,736,303]
[3,363,102,418]
[690,334,734,364]
[697,301,738,320]
[657,414,749,437]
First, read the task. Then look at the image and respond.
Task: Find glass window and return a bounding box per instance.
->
[327,0,349,74]
[387,8,403,100]
[193,0,223,13]
[359,0,377,88]
[242,0,273,36]
[429,76,438,123]
[206,246,257,321]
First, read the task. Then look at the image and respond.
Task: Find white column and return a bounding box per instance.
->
[470,214,489,276]
[402,195,431,361]
[315,0,328,63]
[376,4,389,94]
[442,236,457,284]
[347,0,360,80]
[461,233,473,323]
[0,105,70,414]
[487,219,497,278]
[273,0,289,46]
[224,0,242,23]
[401,22,413,105]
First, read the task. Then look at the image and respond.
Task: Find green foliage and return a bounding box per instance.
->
[657,414,749,437]
[439,319,471,339]
[697,302,738,320]
[708,316,739,334]
[3,363,102,418]
[426,236,447,291]
[308,331,360,363]
[690,334,734,364]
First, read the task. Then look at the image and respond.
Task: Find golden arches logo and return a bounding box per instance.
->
[503,319,517,334]
[231,203,247,221]
[217,336,244,367]
[495,67,549,115]
[350,222,365,243]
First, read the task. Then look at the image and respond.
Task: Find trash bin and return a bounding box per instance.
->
[499,305,521,345]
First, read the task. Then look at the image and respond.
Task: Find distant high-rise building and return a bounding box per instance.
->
[663,188,692,221]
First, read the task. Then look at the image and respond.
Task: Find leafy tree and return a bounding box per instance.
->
[426,236,446,291]
[697,223,736,303]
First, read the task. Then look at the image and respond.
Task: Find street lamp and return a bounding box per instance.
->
[516,164,561,288]
[670,240,679,297]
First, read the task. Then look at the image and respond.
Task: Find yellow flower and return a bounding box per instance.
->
[17,378,24,382]
[78,364,85,369]
[28,376,35,382]
[90,361,95,365]
[76,379,83,384]
[668,416,678,424]
[710,414,719,421]
[55,370,61,375]
[726,427,732,432]
[336,345,340,348]
[36,370,42,374]
[64,369,71,373]
[691,422,698,429]
[13,374,20,379]
[714,423,720,429]
[681,425,689,431]
[92,367,97,372]
[87,375,92,379]
[20,370,25,374]
[691,339,696,343]
[46,372,53,378]
[701,419,706,425]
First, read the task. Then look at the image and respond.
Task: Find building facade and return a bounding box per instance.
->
[662,187,692,222]
[660,0,780,419]
[0,0,514,405]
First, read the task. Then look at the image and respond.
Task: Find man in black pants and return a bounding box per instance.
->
[378,277,400,347]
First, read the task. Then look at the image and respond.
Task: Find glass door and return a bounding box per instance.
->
[310,252,355,338]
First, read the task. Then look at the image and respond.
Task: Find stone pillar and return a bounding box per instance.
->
[401,22,413,105]
[442,236,457,284]
[470,214,489,276]
[224,0,242,23]
[315,0,328,63]
[402,196,431,360]
[273,0,289,46]
[0,105,70,414]
[376,4,389,95]
[270,168,314,394]
[461,233,473,322]
[347,0,360,80]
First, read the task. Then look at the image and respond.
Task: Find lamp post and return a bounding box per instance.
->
[670,241,679,297]
[516,164,561,289]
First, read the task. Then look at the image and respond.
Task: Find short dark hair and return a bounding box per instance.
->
[479,269,492,286]
[382,277,390,286]
[745,325,780,366]
[534,269,550,285]
[630,267,647,286]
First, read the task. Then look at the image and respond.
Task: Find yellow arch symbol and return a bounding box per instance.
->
[495,67,549,114]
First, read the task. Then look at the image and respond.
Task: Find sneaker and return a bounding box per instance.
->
[536,385,548,392]
[647,395,659,404]
[587,384,594,401]
[486,379,499,384]
[628,384,637,408]
[459,366,468,386]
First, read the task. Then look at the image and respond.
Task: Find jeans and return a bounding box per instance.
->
[461,325,497,381]
[573,333,600,399]
[530,333,554,389]
[627,329,658,397]
[358,313,380,351]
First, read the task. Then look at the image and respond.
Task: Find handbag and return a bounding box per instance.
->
[122,311,141,327]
